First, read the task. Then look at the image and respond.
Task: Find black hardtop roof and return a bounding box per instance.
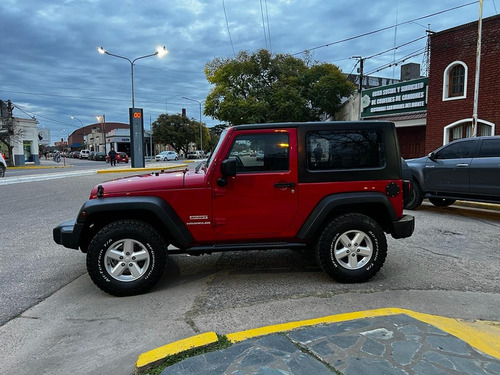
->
[234,121,395,131]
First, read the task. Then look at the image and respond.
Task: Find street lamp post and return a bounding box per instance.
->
[97,46,168,167]
[182,97,203,152]
[71,116,85,149]
[96,115,106,153]
[70,115,84,127]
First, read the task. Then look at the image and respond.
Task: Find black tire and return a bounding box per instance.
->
[428,197,456,207]
[86,220,168,296]
[316,213,387,283]
[0,166,5,177]
[405,179,424,210]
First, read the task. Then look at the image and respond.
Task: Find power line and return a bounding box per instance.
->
[365,48,426,76]
[222,0,236,57]
[292,1,478,56]
[260,0,268,50]
[265,0,272,53]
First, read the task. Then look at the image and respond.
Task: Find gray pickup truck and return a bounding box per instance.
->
[405,136,500,209]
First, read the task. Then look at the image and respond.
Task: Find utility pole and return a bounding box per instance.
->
[472,0,483,137]
[352,56,364,120]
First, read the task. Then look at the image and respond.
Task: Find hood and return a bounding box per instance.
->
[405,155,429,165]
[90,170,206,198]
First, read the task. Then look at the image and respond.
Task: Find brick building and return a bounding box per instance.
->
[425,14,500,153]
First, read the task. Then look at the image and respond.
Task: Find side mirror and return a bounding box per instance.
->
[221,158,237,177]
[428,152,436,161]
[217,158,237,187]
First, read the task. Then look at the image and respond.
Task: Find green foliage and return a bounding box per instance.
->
[143,335,232,375]
[204,49,355,125]
[152,113,210,154]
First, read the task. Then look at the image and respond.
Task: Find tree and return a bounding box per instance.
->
[206,124,229,151]
[152,113,210,155]
[204,49,356,125]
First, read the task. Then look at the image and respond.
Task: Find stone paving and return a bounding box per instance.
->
[162,314,500,375]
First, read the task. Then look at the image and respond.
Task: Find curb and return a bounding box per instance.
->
[134,307,500,374]
[96,164,188,174]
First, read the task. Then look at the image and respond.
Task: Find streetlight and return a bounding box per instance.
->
[98,46,168,167]
[70,115,84,127]
[182,97,203,152]
[97,46,168,109]
[71,116,86,149]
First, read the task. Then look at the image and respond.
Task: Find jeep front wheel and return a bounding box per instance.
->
[316,214,387,283]
[86,220,168,296]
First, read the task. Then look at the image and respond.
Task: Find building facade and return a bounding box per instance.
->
[1,100,42,165]
[425,14,500,153]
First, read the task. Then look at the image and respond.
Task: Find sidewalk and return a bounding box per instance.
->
[136,308,500,375]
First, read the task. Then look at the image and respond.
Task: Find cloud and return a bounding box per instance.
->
[0,0,496,143]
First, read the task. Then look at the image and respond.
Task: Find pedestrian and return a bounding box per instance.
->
[108,147,117,166]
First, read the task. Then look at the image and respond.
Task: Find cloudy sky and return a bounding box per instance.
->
[0,0,497,144]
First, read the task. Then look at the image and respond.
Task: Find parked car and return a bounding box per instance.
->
[0,153,6,177]
[405,136,500,209]
[106,151,129,163]
[187,150,204,159]
[94,152,107,161]
[155,151,178,161]
[79,149,90,159]
[72,151,80,158]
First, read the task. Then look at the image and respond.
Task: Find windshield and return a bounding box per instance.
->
[206,129,228,169]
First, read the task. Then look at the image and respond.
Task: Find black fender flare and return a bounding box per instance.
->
[77,196,194,247]
[296,192,398,240]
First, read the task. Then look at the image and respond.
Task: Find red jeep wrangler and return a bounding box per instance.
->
[54,121,414,296]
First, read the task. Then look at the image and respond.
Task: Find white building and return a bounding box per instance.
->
[0,115,42,166]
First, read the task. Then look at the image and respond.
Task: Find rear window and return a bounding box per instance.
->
[306,129,385,170]
[477,139,500,158]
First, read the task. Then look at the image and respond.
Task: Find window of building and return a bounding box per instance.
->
[445,120,493,143]
[443,62,467,101]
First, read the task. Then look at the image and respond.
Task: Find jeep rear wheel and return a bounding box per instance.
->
[316,213,387,283]
[86,220,167,296]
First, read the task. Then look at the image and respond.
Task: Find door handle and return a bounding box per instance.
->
[456,163,469,167]
[274,182,295,188]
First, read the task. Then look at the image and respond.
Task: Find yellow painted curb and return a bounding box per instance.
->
[8,165,73,169]
[96,164,188,174]
[135,331,218,373]
[135,308,500,374]
[226,307,500,359]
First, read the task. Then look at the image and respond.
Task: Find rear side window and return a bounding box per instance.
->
[227,133,289,173]
[477,139,500,158]
[306,130,385,170]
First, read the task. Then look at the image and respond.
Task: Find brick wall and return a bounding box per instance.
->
[426,14,500,153]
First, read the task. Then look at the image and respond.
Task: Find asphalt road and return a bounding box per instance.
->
[0,167,499,375]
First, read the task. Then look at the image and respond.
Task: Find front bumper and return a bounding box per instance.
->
[53,219,83,250]
[391,214,415,239]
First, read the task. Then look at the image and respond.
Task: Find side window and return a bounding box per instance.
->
[477,139,500,158]
[306,130,384,170]
[227,133,289,173]
[436,141,474,159]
